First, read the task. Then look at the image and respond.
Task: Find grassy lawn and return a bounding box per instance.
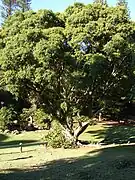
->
[0,130,48,147]
[1,145,135,179]
[1,123,135,179]
[79,122,135,144]
[79,123,107,143]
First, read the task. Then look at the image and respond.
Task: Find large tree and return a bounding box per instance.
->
[0,3,135,144]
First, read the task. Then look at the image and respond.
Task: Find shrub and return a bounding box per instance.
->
[43,122,73,148]
[0,106,16,130]
[19,108,33,129]
[33,108,51,129]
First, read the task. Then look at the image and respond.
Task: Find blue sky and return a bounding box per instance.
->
[31,0,135,20]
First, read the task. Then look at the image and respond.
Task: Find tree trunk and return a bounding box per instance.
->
[62,128,76,144]
[74,122,89,141]
[62,121,90,145]
[8,0,12,16]
[88,95,93,118]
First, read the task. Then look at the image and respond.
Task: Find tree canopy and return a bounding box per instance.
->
[0,2,135,144]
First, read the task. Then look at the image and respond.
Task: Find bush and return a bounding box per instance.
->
[33,108,51,129]
[43,122,73,148]
[19,108,51,130]
[0,106,16,130]
[19,108,33,129]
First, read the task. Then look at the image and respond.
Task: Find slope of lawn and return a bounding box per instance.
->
[79,122,135,144]
[79,123,107,143]
[1,145,135,180]
[1,123,135,179]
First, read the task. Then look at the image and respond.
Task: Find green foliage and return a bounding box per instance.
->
[0,106,15,130]
[64,2,135,119]
[43,123,73,149]
[33,108,51,129]
[0,2,135,141]
[19,108,33,128]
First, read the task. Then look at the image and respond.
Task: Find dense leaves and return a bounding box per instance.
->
[0,2,135,144]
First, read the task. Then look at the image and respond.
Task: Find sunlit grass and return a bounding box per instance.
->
[1,123,135,179]
[79,123,108,143]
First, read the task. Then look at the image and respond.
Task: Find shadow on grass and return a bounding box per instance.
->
[1,145,135,180]
[0,149,36,156]
[8,155,33,161]
[86,125,135,145]
[0,133,8,141]
[0,133,39,149]
[0,140,38,149]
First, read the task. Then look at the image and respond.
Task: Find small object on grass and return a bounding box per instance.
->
[99,112,102,122]
[19,143,22,153]
[42,142,47,152]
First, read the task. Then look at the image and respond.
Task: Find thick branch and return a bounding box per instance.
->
[74,121,89,138]
[74,108,103,139]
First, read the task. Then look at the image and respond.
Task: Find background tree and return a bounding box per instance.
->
[15,0,31,12]
[117,0,127,6]
[93,0,107,5]
[0,0,31,21]
[0,0,14,19]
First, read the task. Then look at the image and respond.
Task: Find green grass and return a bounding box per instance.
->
[79,123,107,143]
[1,123,135,179]
[2,123,135,147]
[0,130,48,147]
[1,145,135,179]
[79,122,135,144]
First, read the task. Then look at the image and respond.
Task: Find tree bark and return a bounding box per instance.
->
[61,121,90,145]
[74,122,89,141]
